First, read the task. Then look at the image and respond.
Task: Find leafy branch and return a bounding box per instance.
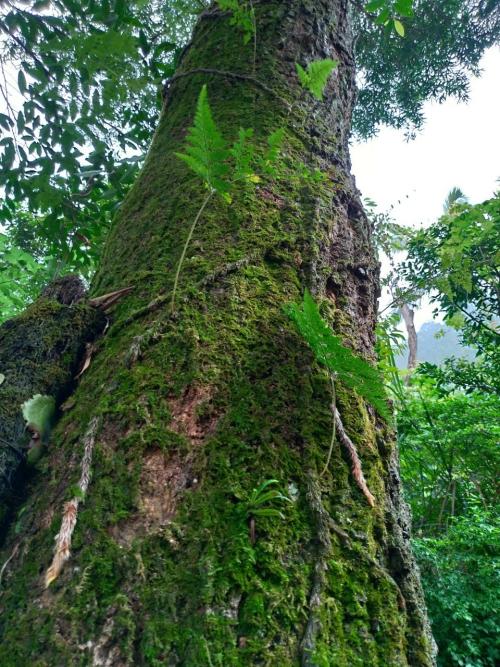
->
[360,0,414,36]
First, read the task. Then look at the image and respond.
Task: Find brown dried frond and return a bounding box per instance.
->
[45,416,99,588]
[334,409,375,507]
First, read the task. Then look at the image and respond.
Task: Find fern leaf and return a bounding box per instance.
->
[296,59,338,100]
[175,85,230,195]
[230,127,256,183]
[260,127,285,175]
[295,63,309,89]
[286,290,389,418]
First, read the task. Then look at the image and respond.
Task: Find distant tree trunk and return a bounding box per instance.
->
[0,2,435,665]
[400,302,418,380]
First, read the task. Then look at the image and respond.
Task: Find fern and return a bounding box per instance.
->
[286,290,389,419]
[175,85,230,197]
[245,479,292,520]
[172,85,284,312]
[295,59,338,100]
[230,127,258,185]
[217,1,255,44]
[260,128,285,175]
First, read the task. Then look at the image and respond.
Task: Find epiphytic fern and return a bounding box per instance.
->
[175,84,230,198]
[287,290,382,504]
[171,85,284,311]
[296,59,338,100]
[286,289,389,419]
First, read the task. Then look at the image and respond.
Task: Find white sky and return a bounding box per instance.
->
[350,46,500,328]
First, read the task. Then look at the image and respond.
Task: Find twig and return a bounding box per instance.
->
[0,22,51,79]
[88,286,134,311]
[164,67,290,108]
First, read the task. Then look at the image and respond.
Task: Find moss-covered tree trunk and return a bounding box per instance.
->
[0,2,436,664]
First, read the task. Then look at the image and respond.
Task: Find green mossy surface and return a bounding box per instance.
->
[0,3,433,665]
[0,296,103,528]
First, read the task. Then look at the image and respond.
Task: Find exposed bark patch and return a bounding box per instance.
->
[257,186,285,208]
[168,384,218,444]
[110,449,187,548]
[142,450,184,527]
[110,385,219,547]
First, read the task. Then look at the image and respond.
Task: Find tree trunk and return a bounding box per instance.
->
[0,2,435,665]
[399,302,418,382]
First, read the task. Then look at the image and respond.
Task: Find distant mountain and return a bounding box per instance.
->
[395,321,475,369]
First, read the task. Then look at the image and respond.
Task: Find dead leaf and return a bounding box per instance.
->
[75,343,95,379]
[61,397,76,412]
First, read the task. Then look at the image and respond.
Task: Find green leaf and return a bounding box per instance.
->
[32,0,51,10]
[230,127,255,183]
[295,59,338,100]
[394,19,405,37]
[0,113,13,131]
[153,41,177,56]
[175,85,229,196]
[295,63,308,89]
[364,0,385,11]
[286,290,390,418]
[18,70,27,95]
[375,7,391,24]
[394,0,414,17]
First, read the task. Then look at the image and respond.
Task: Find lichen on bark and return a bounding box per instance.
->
[0,2,435,665]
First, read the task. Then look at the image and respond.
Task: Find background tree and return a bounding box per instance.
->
[401,189,500,393]
[379,189,500,666]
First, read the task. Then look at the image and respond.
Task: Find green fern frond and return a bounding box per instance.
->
[296,59,338,100]
[230,127,257,183]
[175,84,230,195]
[260,127,285,175]
[217,0,255,44]
[286,290,389,419]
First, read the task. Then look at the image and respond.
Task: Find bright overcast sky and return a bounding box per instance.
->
[351,47,500,228]
[351,46,500,327]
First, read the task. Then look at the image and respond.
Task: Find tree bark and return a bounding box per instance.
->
[0,276,103,530]
[0,2,435,665]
